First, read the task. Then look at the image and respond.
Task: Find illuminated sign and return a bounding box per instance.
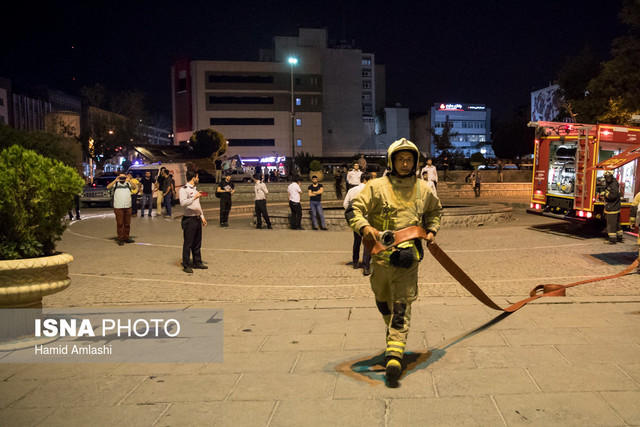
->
[437,103,486,111]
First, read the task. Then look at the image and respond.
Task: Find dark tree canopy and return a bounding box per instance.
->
[189,128,227,159]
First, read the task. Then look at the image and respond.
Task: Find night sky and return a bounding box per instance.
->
[2,0,624,122]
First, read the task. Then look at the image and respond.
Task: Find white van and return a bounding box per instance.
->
[127,163,188,189]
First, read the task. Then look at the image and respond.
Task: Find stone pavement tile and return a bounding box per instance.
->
[414,314,464,332]
[235,319,316,336]
[313,300,370,309]
[0,407,55,425]
[11,376,146,408]
[432,368,538,397]
[599,391,640,425]
[0,380,40,408]
[260,333,345,352]
[425,329,508,348]
[221,309,284,324]
[292,350,378,373]
[310,319,386,334]
[473,311,538,330]
[500,327,589,346]
[125,374,239,403]
[271,399,385,427]
[348,307,384,321]
[229,372,335,400]
[333,369,435,399]
[0,363,30,381]
[618,363,640,383]
[224,336,267,353]
[5,363,120,381]
[423,346,478,371]
[527,365,638,392]
[224,320,244,336]
[39,404,168,426]
[159,401,275,426]
[494,392,623,426]
[200,352,298,374]
[471,345,568,369]
[110,363,206,376]
[533,314,618,328]
[579,326,640,345]
[279,308,351,322]
[603,313,640,327]
[555,344,640,365]
[388,396,503,426]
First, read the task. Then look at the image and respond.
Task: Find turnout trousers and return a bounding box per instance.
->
[370,257,418,361]
[181,216,203,267]
[605,212,623,242]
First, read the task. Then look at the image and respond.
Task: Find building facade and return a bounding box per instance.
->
[427,103,494,157]
[171,28,386,163]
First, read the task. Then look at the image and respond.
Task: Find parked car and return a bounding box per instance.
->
[227,169,253,182]
[80,174,116,207]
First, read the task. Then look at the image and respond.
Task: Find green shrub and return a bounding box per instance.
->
[470,152,486,164]
[0,145,84,260]
[309,160,323,171]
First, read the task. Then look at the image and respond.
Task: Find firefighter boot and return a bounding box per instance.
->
[385,356,402,386]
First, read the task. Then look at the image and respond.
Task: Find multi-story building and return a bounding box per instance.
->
[426,102,494,157]
[171,28,386,165]
[0,77,11,126]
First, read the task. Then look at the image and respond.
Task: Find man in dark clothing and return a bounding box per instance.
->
[217,174,235,227]
[308,175,327,230]
[156,166,166,214]
[161,169,174,217]
[179,171,208,273]
[139,171,155,217]
[601,171,623,244]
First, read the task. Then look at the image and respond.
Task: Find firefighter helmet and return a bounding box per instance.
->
[387,138,420,176]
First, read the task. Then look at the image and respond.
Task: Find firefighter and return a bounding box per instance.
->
[346,138,442,385]
[600,171,623,244]
[631,190,640,265]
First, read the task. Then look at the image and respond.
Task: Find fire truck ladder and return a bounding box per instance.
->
[573,126,592,211]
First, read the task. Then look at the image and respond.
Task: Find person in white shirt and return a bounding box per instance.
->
[346,162,363,191]
[253,174,272,229]
[287,176,303,230]
[343,172,372,275]
[107,173,138,246]
[420,158,438,189]
[178,171,208,273]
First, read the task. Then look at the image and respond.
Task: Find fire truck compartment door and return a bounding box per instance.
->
[588,145,640,171]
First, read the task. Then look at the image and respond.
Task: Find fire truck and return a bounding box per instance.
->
[527,121,640,225]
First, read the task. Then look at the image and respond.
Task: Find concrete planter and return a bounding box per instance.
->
[0,253,73,309]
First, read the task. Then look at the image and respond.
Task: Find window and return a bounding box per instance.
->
[296,118,302,126]
[0,98,4,106]
[208,75,274,84]
[295,78,301,85]
[296,139,302,147]
[227,139,275,146]
[363,82,371,89]
[295,98,302,106]
[210,96,274,104]
[177,77,187,92]
[362,59,372,66]
[210,118,274,126]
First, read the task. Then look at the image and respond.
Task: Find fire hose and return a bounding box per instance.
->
[365,226,639,313]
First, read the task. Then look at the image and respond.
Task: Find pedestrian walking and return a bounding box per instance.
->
[473,170,482,197]
[600,171,623,244]
[346,162,362,192]
[139,171,155,217]
[497,159,504,183]
[161,169,174,217]
[215,157,223,183]
[334,168,344,199]
[178,171,208,273]
[442,156,451,181]
[253,174,272,229]
[216,174,235,227]
[343,172,372,275]
[420,158,438,189]
[308,175,327,230]
[346,138,441,386]
[287,176,303,230]
[107,173,138,246]
[128,173,140,217]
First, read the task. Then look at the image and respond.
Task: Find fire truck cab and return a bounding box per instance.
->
[527,121,640,225]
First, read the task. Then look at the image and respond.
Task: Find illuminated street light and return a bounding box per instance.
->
[288,56,298,173]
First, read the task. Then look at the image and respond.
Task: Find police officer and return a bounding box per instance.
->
[178,171,208,273]
[347,138,442,385]
[601,171,623,244]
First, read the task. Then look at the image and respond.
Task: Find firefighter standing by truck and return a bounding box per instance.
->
[601,171,624,244]
[346,138,442,385]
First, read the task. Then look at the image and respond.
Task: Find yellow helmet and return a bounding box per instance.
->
[387,138,420,175]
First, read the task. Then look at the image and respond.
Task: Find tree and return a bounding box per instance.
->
[428,117,457,155]
[188,128,227,159]
[0,124,82,168]
[558,0,640,124]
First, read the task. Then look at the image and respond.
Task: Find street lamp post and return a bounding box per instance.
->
[288,56,298,176]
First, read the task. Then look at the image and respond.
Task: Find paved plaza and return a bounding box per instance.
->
[1,199,639,426]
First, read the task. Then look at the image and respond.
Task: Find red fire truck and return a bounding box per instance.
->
[527,121,640,225]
